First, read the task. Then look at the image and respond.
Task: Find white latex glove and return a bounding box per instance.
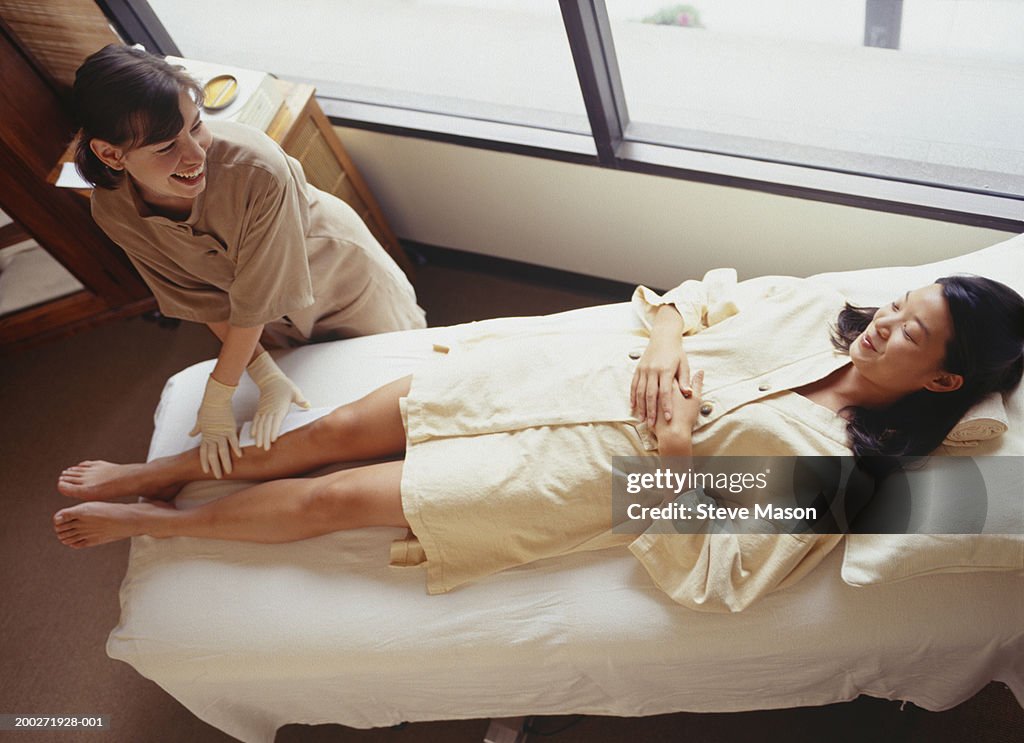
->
[247,351,311,450]
[189,376,242,479]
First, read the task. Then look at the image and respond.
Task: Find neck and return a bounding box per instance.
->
[829,364,907,410]
[131,178,193,221]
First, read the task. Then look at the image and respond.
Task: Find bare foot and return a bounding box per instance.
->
[53,501,177,548]
[57,461,180,502]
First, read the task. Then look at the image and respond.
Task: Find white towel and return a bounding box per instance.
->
[239,406,335,447]
[942,393,1009,447]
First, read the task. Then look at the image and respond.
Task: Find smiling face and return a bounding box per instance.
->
[849,283,963,399]
[89,88,212,215]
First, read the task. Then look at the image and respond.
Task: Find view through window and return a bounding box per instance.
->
[148,0,1023,204]
[605,0,1023,195]
[148,0,591,134]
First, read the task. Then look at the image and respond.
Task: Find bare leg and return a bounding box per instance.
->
[54,461,406,548]
[58,376,412,502]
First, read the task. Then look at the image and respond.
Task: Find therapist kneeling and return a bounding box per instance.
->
[72,45,425,478]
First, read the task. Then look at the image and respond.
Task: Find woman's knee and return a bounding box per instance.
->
[305,379,408,460]
[303,467,404,529]
[303,473,376,527]
[309,404,360,450]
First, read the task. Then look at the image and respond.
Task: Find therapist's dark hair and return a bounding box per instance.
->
[72,44,204,189]
[831,275,1024,457]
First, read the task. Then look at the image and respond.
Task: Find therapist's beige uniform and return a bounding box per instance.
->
[91,120,424,345]
[393,271,851,612]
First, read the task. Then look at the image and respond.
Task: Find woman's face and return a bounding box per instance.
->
[91,88,212,210]
[849,283,962,396]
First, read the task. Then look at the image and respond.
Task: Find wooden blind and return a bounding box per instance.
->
[0,0,121,91]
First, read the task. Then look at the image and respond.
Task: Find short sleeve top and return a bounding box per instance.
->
[91,120,316,327]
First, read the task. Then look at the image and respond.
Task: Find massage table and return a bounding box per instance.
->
[107,234,1024,742]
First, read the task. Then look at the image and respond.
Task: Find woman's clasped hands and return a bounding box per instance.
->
[630,304,704,456]
[652,369,704,456]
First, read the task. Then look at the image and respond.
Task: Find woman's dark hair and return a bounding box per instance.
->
[72,45,203,189]
[831,275,1024,457]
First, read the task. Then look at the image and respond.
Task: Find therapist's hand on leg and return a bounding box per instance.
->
[189,376,242,479]
[247,352,311,450]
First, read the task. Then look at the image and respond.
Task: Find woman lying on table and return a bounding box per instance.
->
[53,271,1024,611]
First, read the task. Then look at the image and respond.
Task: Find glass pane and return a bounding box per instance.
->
[149,0,591,134]
[604,0,1024,195]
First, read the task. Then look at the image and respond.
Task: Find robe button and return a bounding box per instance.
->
[699,403,713,416]
[758,382,771,391]
[628,350,642,360]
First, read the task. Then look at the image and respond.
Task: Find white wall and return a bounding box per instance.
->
[336,126,1014,287]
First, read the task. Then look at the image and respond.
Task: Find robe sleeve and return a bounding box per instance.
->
[631,267,742,335]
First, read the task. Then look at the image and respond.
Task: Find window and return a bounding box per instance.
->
[120,0,1024,227]
[147,0,592,149]
[605,0,1022,197]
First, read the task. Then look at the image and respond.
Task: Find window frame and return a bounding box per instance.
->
[110,0,1024,232]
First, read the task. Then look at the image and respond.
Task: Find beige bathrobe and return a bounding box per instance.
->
[394,270,853,611]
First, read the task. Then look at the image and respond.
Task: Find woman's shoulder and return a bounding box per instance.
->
[90,182,136,234]
[204,120,293,184]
